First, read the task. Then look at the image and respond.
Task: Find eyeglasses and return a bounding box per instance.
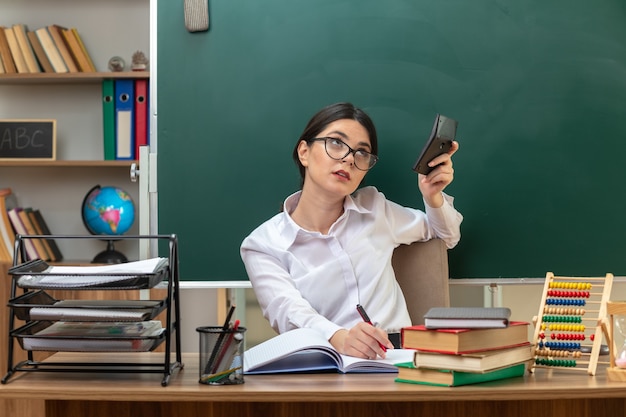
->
[307,137,378,171]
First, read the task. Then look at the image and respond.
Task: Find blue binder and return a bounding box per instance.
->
[114,79,135,160]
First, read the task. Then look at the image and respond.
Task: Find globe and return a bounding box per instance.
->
[82,185,135,235]
[81,185,135,263]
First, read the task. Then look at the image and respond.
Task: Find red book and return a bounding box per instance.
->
[134,79,149,158]
[401,321,530,354]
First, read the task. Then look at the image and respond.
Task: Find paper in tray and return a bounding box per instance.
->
[12,320,166,352]
[8,290,166,322]
[12,258,168,290]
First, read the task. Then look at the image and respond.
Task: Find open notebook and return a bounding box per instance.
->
[244,327,414,374]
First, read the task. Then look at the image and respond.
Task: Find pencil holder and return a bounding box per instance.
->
[197,325,246,385]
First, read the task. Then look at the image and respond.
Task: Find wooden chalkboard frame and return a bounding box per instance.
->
[0,119,57,161]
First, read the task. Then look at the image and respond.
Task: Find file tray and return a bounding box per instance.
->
[11,259,168,290]
[4,234,183,387]
[12,320,166,352]
[9,290,166,322]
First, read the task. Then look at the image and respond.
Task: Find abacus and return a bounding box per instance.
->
[531,272,613,375]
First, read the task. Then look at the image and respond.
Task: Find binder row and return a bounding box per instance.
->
[102,79,149,161]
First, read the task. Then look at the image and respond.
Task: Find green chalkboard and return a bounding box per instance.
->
[157,0,626,280]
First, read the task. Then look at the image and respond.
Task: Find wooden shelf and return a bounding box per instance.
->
[0,160,136,167]
[0,71,149,85]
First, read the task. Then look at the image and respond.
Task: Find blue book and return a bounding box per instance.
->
[114,79,135,160]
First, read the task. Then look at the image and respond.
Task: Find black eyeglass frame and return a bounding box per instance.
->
[307,137,379,171]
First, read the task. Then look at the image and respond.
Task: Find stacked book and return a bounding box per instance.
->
[0,23,95,74]
[396,307,533,386]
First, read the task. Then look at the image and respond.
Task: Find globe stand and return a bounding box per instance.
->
[92,240,128,264]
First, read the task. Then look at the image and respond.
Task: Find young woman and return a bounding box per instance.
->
[240,102,462,359]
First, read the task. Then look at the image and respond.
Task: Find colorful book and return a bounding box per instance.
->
[34,26,67,73]
[12,24,40,73]
[395,362,527,387]
[244,327,414,374]
[401,322,530,354]
[26,30,54,73]
[47,24,78,72]
[413,344,533,373]
[423,307,511,329]
[0,27,17,73]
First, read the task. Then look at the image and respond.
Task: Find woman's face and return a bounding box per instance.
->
[297,119,372,198]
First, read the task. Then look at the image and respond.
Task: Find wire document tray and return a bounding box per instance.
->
[2,234,183,386]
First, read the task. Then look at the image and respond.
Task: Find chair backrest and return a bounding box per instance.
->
[392,239,450,325]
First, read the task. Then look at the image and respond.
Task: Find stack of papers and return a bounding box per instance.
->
[17,258,168,289]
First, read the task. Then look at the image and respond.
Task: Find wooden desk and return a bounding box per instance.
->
[1,352,626,417]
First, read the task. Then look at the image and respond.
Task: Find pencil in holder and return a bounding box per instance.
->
[197,325,246,385]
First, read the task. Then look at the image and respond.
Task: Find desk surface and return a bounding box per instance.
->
[1,352,625,403]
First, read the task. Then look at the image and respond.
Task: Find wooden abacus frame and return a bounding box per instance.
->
[602,301,626,381]
[531,272,613,376]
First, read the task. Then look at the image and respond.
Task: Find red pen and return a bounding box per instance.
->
[356,304,387,353]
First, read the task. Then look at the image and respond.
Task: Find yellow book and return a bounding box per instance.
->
[47,24,78,72]
[34,26,67,73]
[61,28,94,72]
[71,28,96,72]
[12,23,41,73]
[4,26,28,73]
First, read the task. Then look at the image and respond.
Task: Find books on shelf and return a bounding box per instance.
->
[61,27,94,72]
[423,307,511,329]
[0,27,17,74]
[71,28,96,71]
[26,30,54,73]
[7,208,40,261]
[16,208,50,261]
[47,24,78,73]
[244,327,415,374]
[12,24,41,73]
[412,344,533,373]
[3,26,28,73]
[401,321,530,354]
[0,23,96,74]
[29,209,63,262]
[395,362,527,387]
[34,26,67,73]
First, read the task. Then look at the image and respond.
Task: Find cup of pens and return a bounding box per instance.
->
[197,325,246,385]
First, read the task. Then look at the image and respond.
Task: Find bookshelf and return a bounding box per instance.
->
[0,0,150,262]
[0,71,149,84]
